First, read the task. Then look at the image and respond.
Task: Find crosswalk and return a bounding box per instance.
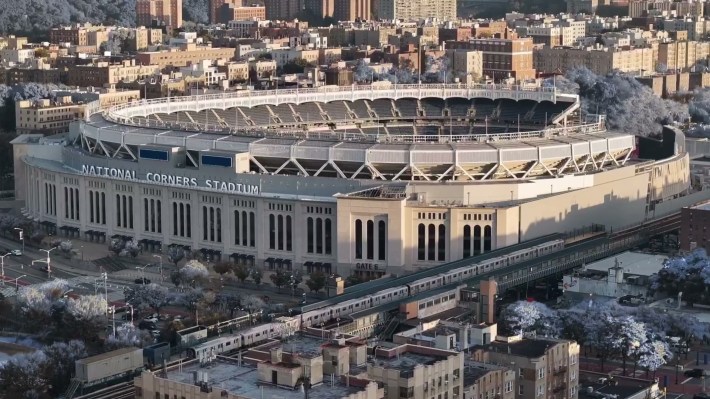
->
[0,275,110,298]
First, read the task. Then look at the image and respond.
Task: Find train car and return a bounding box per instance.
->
[75,347,143,385]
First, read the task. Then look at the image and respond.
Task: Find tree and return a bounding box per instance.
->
[613,315,648,375]
[124,284,171,316]
[170,270,181,288]
[34,48,49,58]
[213,261,233,277]
[281,58,311,74]
[270,269,291,289]
[106,324,151,350]
[58,240,73,258]
[500,301,560,337]
[124,239,140,257]
[637,339,673,378]
[0,351,49,399]
[108,238,125,256]
[251,268,263,285]
[305,271,326,293]
[233,263,250,283]
[42,340,87,396]
[167,245,185,267]
[178,260,210,286]
[240,295,265,323]
[546,67,689,137]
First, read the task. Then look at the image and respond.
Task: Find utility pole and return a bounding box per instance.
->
[0,252,10,284]
[153,254,164,282]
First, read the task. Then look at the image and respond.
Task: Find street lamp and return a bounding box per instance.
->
[39,247,57,277]
[136,264,149,283]
[153,255,163,281]
[13,228,23,254]
[79,245,84,262]
[12,275,25,292]
[107,305,116,338]
[0,252,11,284]
[126,302,134,323]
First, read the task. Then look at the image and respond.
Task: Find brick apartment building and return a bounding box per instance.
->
[136,0,182,29]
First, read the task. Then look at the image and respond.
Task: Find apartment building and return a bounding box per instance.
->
[209,0,243,23]
[217,61,250,83]
[15,97,85,135]
[375,0,456,21]
[474,336,580,399]
[663,18,710,41]
[135,44,236,68]
[628,0,673,17]
[263,0,302,20]
[54,87,141,108]
[2,66,61,85]
[658,40,710,71]
[462,361,516,399]
[64,60,161,87]
[216,4,266,23]
[333,0,371,22]
[49,25,109,47]
[449,38,535,82]
[534,46,654,75]
[136,0,182,29]
[134,333,382,399]
[126,27,164,52]
[271,48,320,67]
[567,0,598,13]
[0,48,35,64]
[680,200,710,252]
[367,345,464,399]
[303,0,336,18]
[446,48,484,83]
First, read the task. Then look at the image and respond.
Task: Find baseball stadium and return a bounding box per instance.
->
[12,83,691,279]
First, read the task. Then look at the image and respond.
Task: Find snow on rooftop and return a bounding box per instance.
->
[583,251,667,277]
[167,360,364,399]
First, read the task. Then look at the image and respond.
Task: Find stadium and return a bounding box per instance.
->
[12,83,690,279]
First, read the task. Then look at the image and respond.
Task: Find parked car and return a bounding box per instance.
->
[11,249,22,256]
[134,278,151,284]
[685,369,705,378]
[138,320,157,330]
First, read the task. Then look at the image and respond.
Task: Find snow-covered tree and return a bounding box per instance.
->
[612,315,648,374]
[240,295,265,321]
[178,260,209,285]
[42,340,87,395]
[105,324,151,349]
[108,238,125,256]
[637,339,673,377]
[123,283,171,315]
[58,240,73,258]
[167,245,185,267]
[124,239,140,258]
[65,294,107,320]
[0,351,49,398]
[17,279,70,315]
[652,249,710,305]
[500,301,561,336]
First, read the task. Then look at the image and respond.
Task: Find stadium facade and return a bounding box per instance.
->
[12,84,690,278]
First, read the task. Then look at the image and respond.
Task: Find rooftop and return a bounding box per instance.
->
[581,251,667,277]
[166,359,366,399]
[462,361,507,387]
[372,351,446,371]
[488,337,566,358]
[279,334,330,357]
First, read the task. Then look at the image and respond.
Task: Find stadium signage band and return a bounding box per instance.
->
[80,165,259,195]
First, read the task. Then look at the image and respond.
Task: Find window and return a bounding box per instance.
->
[537,385,543,397]
[417,223,425,260]
[571,386,576,397]
[505,381,513,393]
[519,385,524,396]
[355,219,363,259]
[538,368,544,379]
[571,370,576,380]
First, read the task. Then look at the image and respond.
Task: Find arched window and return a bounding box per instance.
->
[172,202,178,235]
[378,220,386,261]
[316,218,323,254]
[355,219,363,259]
[234,210,240,245]
[463,225,471,258]
[438,224,446,261]
[417,223,426,261]
[286,215,292,251]
[428,224,436,261]
[484,225,492,252]
[269,214,276,249]
[366,220,374,260]
[307,217,314,253]
[474,225,481,255]
[277,214,284,250]
[179,203,185,237]
[202,206,208,240]
[325,219,332,255]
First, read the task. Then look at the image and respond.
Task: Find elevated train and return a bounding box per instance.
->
[187,236,567,361]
